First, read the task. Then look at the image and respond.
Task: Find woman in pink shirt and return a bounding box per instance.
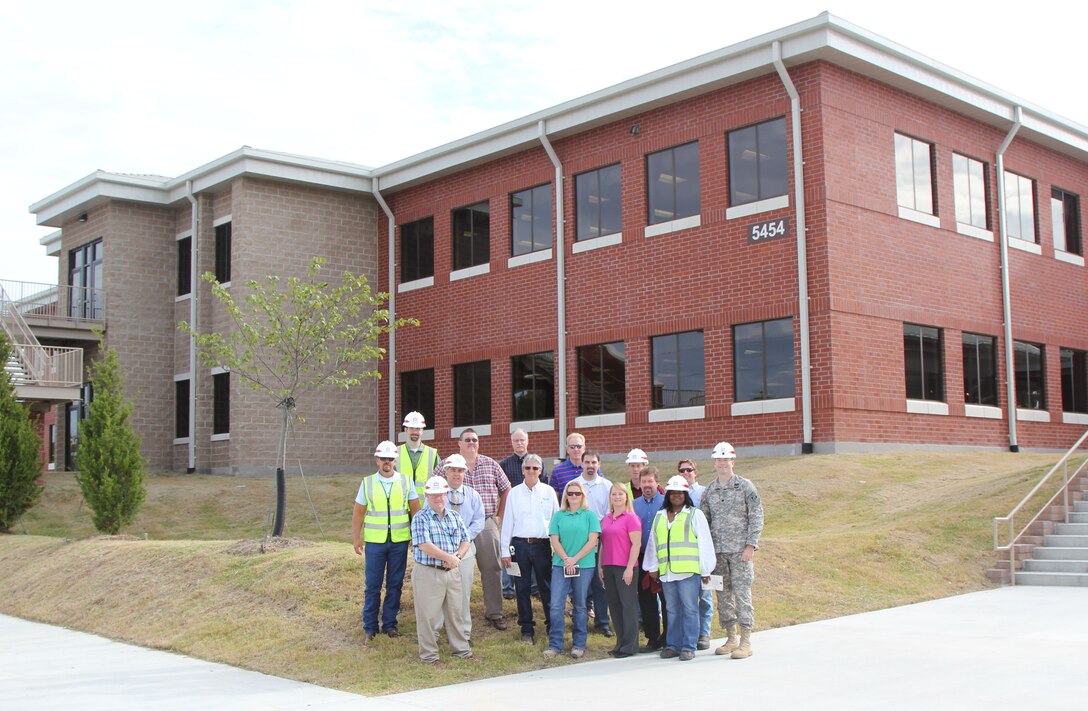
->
[598,483,642,657]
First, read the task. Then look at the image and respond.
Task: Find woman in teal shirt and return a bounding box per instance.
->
[544,480,600,659]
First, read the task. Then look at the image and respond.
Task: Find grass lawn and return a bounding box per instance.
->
[0,451,1066,695]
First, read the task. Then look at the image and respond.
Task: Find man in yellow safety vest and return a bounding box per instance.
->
[399,411,440,497]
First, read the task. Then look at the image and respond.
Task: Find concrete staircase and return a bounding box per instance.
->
[988,473,1088,586]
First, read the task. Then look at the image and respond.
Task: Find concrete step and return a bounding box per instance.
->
[1075,500,1088,513]
[1014,571,1088,587]
[1069,512,1088,523]
[1022,558,1088,573]
[1033,546,1088,560]
[1054,522,1088,535]
[1044,534,1088,547]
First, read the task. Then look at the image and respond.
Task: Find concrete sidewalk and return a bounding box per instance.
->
[3,586,1084,710]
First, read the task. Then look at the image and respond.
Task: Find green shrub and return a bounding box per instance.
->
[0,332,44,533]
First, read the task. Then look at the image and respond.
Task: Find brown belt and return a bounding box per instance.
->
[513,537,548,544]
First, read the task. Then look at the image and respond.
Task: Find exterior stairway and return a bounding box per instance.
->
[1015,500,1088,587]
[0,280,83,407]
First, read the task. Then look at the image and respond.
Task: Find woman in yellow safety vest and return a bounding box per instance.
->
[642,475,715,662]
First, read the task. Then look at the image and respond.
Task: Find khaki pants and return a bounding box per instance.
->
[475,517,503,621]
[412,562,471,663]
[434,541,475,639]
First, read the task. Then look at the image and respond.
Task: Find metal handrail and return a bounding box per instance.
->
[994,428,1088,585]
[6,343,83,388]
[0,281,45,382]
[0,278,104,324]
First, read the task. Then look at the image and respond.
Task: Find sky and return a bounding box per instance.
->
[3,0,1087,286]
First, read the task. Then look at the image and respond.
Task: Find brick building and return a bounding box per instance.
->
[23,14,1088,473]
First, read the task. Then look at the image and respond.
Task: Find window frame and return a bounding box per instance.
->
[650,331,706,410]
[1013,341,1046,410]
[575,163,622,241]
[451,201,491,271]
[728,117,789,207]
[952,153,989,230]
[510,184,553,257]
[1003,171,1037,243]
[903,323,944,402]
[577,342,626,417]
[894,132,936,216]
[646,141,700,226]
[212,372,230,435]
[1051,187,1082,256]
[1060,347,1088,414]
[175,378,190,439]
[214,221,232,283]
[68,238,103,320]
[733,318,796,403]
[177,236,192,297]
[511,352,555,421]
[400,217,435,283]
[400,368,435,430]
[453,360,491,427]
[962,333,998,406]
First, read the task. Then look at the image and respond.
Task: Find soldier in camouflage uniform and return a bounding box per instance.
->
[699,441,763,659]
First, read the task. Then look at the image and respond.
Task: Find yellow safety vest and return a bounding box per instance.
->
[653,508,700,576]
[399,444,437,497]
[362,473,412,544]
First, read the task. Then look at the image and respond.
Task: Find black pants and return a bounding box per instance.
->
[511,538,552,635]
[637,567,668,646]
[603,565,640,655]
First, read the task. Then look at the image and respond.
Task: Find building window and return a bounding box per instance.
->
[175,379,190,439]
[1014,341,1045,410]
[452,202,490,270]
[734,318,795,402]
[728,117,788,206]
[215,222,232,282]
[65,382,92,470]
[511,352,554,421]
[578,342,626,416]
[400,217,434,283]
[212,372,230,435]
[177,237,192,297]
[646,141,700,225]
[48,424,55,467]
[68,239,103,320]
[575,164,622,241]
[1051,188,1082,255]
[651,331,705,409]
[894,133,935,215]
[962,333,997,406]
[1061,348,1088,414]
[400,369,435,429]
[952,154,988,229]
[1003,172,1036,243]
[453,360,491,426]
[511,184,552,256]
[904,324,944,401]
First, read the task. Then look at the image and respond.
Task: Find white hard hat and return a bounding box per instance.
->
[625,448,649,464]
[402,411,427,428]
[424,476,450,495]
[374,440,399,458]
[443,453,468,471]
[711,442,737,460]
[664,475,690,492]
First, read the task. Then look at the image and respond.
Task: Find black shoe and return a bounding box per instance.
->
[640,642,663,654]
[600,628,614,638]
[607,650,634,658]
[521,632,535,644]
[697,635,710,650]
[503,592,515,600]
[385,629,400,638]
[660,648,680,659]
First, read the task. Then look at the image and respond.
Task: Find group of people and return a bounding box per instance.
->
[351,413,764,666]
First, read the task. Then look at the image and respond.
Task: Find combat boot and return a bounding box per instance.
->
[730,626,752,659]
[714,625,739,655]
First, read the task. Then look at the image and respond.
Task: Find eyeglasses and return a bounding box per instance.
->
[523,466,541,471]
[378,457,396,462]
[678,467,695,474]
[567,443,584,449]
[567,492,583,497]
[461,438,479,443]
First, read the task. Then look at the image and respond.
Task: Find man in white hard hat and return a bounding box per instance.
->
[433,453,484,643]
[399,411,440,497]
[623,448,658,500]
[352,440,421,642]
[410,475,473,665]
[699,442,764,659]
[643,475,715,661]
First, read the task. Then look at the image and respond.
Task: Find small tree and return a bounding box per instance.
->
[0,332,44,533]
[180,257,416,536]
[74,346,146,534]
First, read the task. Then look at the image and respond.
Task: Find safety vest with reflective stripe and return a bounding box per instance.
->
[362,473,411,544]
[653,508,700,576]
[399,444,437,497]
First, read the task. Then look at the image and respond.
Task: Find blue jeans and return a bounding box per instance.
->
[362,540,409,634]
[549,566,593,652]
[699,586,713,637]
[661,574,701,653]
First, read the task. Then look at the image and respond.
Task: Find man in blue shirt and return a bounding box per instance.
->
[549,432,585,500]
[632,466,667,652]
[437,453,485,644]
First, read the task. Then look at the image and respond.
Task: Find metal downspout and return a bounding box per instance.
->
[372,177,397,441]
[772,41,813,454]
[185,181,198,472]
[996,106,1023,452]
[538,120,567,456]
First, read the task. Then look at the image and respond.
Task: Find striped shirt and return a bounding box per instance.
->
[411,505,469,567]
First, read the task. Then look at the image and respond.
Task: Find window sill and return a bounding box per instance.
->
[211,433,231,441]
[731,398,795,417]
[897,206,940,228]
[173,437,190,445]
[47,462,56,471]
[397,429,435,443]
[1008,238,1041,255]
[905,399,949,416]
[450,263,490,282]
[726,195,789,220]
[572,232,622,254]
[219,281,232,289]
[1016,408,1050,422]
[644,214,701,239]
[574,413,626,429]
[1062,412,1088,425]
[964,404,1002,419]
[509,419,555,434]
[508,248,552,269]
[1055,251,1085,267]
[451,424,491,438]
[175,293,192,303]
[956,223,994,242]
[648,406,705,423]
[398,276,434,294]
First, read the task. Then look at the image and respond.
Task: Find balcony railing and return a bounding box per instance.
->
[0,279,105,325]
[5,343,84,388]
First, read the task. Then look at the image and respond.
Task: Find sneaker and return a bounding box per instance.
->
[543,649,559,659]
[521,633,535,644]
[678,650,695,661]
[697,635,710,650]
[660,648,679,659]
[571,648,585,659]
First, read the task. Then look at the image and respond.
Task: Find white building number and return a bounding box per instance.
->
[747,217,790,244]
